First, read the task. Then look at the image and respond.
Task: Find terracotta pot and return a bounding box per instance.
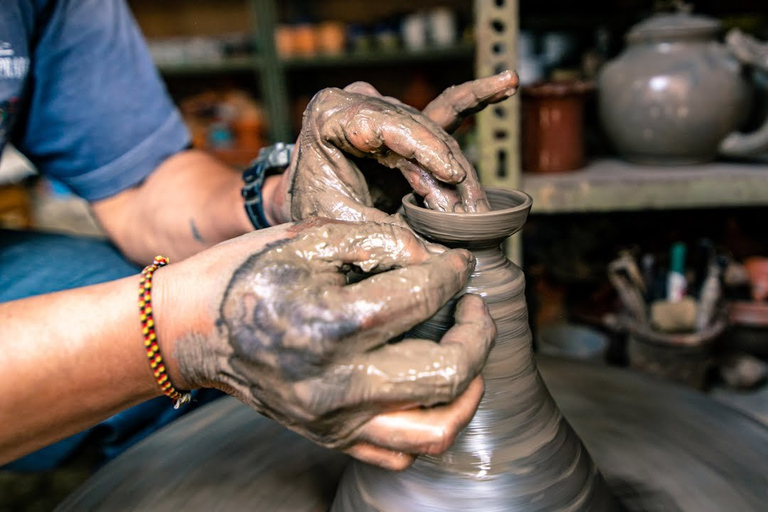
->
[598,11,768,164]
[522,81,593,173]
[275,25,296,57]
[744,257,768,301]
[292,24,317,56]
[333,188,618,511]
[316,21,346,55]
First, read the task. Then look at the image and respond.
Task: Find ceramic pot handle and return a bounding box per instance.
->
[720,29,768,157]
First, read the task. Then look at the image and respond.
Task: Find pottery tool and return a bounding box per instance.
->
[667,242,687,303]
[641,253,655,300]
[695,260,722,331]
[608,253,648,325]
[693,238,714,298]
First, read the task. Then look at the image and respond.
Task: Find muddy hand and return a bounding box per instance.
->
[277,71,515,223]
[281,88,481,223]
[343,70,519,213]
[177,220,496,470]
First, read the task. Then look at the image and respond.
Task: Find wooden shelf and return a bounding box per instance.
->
[156,43,474,75]
[157,57,262,75]
[522,158,768,214]
[282,43,474,68]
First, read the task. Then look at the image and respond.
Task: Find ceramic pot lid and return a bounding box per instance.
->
[627,12,721,43]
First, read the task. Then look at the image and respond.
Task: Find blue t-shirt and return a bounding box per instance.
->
[2,0,190,201]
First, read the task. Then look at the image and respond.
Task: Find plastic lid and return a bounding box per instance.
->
[627,13,721,43]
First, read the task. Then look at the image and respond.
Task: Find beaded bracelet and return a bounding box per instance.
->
[139,255,191,409]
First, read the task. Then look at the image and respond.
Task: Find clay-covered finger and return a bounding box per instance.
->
[395,158,463,212]
[356,113,468,184]
[357,377,485,456]
[423,70,520,133]
[331,249,476,353]
[290,221,435,272]
[370,119,490,212]
[340,81,485,213]
[228,222,467,362]
[345,443,415,471]
[311,88,490,212]
[456,176,491,213]
[343,81,381,96]
[372,121,488,212]
[343,81,422,117]
[337,294,495,403]
[316,89,469,186]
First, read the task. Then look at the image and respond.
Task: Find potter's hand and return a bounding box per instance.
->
[170,219,496,470]
[272,71,518,223]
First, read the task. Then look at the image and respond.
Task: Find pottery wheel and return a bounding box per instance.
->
[57,358,768,511]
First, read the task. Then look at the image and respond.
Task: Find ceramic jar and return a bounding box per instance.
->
[522,81,594,173]
[332,189,618,511]
[598,12,768,164]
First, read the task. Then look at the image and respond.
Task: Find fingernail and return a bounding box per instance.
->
[449,157,467,181]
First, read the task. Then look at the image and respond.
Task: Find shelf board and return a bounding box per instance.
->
[156,57,261,75]
[522,158,768,214]
[281,43,474,68]
[155,43,474,75]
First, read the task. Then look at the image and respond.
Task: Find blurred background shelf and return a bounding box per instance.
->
[282,42,474,68]
[523,159,768,214]
[156,57,263,75]
[154,44,474,74]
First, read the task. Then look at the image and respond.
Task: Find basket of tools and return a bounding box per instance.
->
[606,243,726,389]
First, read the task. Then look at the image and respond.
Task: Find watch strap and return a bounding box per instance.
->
[242,142,294,230]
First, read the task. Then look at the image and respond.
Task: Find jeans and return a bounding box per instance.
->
[0,229,221,471]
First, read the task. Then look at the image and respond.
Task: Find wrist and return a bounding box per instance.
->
[228,171,256,235]
[242,143,294,229]
[150,265,203,392]
[262,174,291,225]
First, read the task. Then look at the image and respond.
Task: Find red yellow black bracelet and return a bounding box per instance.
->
[139,255,191,409]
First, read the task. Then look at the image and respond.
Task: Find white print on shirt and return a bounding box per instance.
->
[0,42,29,80]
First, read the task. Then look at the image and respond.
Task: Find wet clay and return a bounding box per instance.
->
[175,220,496,455]
[278,71,521,225]
[332,188,618,511]
[285,87,488,224]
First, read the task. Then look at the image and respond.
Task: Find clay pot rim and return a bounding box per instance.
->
[626,13,721,44]
[402,187,533,220]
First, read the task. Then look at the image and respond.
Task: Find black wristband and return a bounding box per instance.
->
[241,143,294,230]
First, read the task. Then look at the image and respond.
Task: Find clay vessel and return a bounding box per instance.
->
[522,81,594,173]
[598,11,768,164]
[332,188,618,511]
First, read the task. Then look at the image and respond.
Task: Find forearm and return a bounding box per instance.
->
[92,149,257,263]
[0,276,162,464]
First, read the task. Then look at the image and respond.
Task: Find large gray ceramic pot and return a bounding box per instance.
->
[332,188,618,511]
[598,11,768,164]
